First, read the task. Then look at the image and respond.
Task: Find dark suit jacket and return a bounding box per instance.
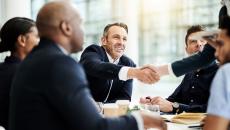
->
[0,56,21,129]
[167,62,218,113]
[9,38,138,130]
[172,44,216,77]
[80,44,136,103]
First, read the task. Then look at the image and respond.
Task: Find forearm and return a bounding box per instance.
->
[82,60,122,79]
[171,44,215,77]
[203,115,230,130]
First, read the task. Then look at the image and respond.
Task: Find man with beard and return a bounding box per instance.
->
[203,16,230,130]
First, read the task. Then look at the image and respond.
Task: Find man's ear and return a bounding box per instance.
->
[17,35,26,47]
[185,46,189,53]
[60,21,72,37]
[101,37,106,46]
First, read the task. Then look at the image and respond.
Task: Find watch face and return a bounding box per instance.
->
[173,102,179,108]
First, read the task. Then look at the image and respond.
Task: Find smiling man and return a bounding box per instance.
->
[80,22,158,103]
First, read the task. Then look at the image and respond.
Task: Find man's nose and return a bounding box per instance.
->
[197,40,205,47]
[118,38,125,45]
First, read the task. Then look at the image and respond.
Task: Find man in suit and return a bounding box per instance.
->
[80,23,157,102]
[9,1,166,130]
[146,5,228,81]
[140,25,218,114]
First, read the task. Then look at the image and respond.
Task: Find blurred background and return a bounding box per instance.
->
[0,0,221,103]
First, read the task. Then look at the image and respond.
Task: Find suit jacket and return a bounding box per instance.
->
[172,44,216,77]
[9,38,138,130]
[0,56,21,129]
[80,44,136,103]
[167,62,218,113]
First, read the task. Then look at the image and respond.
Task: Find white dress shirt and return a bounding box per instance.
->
[106,52,144,130]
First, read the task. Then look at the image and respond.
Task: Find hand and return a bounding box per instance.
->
[150,96,173,112]
[203,37,218,49]
[139,96,152,104]
[142,64,169,77]
[140,111,167,130]
[127,67,160,84]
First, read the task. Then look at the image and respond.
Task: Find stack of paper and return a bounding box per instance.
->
[171,113,206,125]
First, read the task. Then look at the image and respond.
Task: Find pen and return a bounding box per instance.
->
[188,124,204,128]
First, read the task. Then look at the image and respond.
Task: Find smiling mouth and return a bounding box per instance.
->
[116,48,124,52]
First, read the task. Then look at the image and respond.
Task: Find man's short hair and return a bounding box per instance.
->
[103,22,128,37]
[185,25,205,45]
[219,16,230,37]
[219,6,228,28]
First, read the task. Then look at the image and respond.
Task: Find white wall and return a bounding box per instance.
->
[123,0,139,65]
[0,0,31,62]
[4,0,31,22]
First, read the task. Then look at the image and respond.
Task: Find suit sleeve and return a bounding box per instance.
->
[46,57,138,130]
[110,79,133,102]
[171,44,216,77]
[177,104,207,113]
[80,45,123,79]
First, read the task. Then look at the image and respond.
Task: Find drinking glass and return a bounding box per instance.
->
[144,104,160,116]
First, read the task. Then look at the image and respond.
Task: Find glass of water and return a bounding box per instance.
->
[144,104,160,116]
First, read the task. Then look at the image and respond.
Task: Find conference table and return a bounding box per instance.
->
[148,122,200,130]
[101,102,202,130]
[158,115,201,130]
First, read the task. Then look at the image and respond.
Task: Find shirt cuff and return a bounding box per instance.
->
[131,111,144,130]
[118,66,130,81]
[168,63,176,77]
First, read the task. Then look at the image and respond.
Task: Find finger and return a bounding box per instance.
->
[139,64,152,70]
[145,69,160,83]
[143,70,159,84]
[145,65,158,72]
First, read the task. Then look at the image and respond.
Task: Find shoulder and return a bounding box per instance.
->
[215,63,230,78]
[207,63,230,120]
[83,44,104,53]
[120,55,136,67]
[211,63,230,91]
[220,63,230,71]
[52,54,79,68]
[51,55,86,78]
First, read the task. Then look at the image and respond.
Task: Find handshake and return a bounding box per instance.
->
[127,64,169,84]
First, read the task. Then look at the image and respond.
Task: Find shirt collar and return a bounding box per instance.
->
[57,44,69,55]
[105,52,120,64]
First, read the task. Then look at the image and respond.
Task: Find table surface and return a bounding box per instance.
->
[148,122,200,130]
[146,114,202,130]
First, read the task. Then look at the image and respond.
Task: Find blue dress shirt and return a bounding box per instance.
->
[207,63,230,120]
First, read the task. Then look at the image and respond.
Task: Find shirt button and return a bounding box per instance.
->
[196,74,199,77]
[192,86,195,89]
[190,99,194,102]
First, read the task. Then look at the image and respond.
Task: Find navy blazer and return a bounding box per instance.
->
[80,44,136,103]
[167,62,218,113]
[0,56,21,129]
[9,38,138,130]
[172,44,216,77]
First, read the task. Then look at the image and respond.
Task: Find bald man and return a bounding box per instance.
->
[9,1,166,130]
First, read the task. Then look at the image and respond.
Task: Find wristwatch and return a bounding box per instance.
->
[172,102,179,113]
